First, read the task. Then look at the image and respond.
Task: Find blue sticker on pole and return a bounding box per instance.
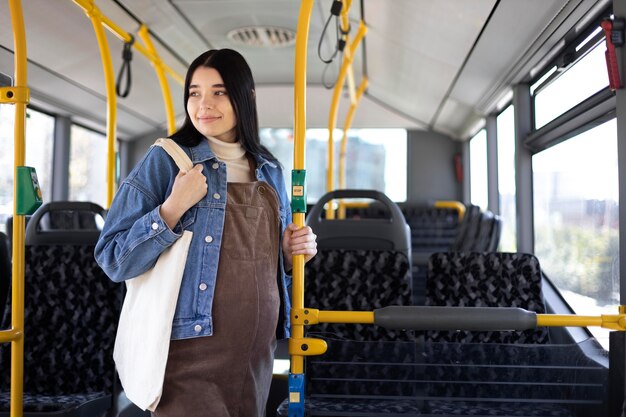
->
[288,373,305,417]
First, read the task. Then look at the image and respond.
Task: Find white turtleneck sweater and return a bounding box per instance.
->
[206,136,254,183]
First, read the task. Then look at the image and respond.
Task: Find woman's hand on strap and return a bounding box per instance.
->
[282,223,317,272]
[160,164,208,229]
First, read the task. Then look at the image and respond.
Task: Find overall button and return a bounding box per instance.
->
[199,282,208,291]
[213,193,220,200]
[212,162,219,169]
[258,185,266,195]
[205,235,213,243]
[151,222,159,230]
[194,325,202,332]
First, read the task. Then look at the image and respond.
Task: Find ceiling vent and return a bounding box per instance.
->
[227,26,296,48]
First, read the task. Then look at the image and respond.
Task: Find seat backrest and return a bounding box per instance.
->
[25,201,105,245]
[0,232,9,326]
[304,190,413,341]
[307,189,411,254]
[425,252,549,344]
[487,215,503,251]
[449,205,480,251]
[472,211,496,252]
[0,202,121,398]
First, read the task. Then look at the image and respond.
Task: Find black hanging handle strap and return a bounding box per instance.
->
[116,35,134,98]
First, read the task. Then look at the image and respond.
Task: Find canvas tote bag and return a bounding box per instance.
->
[113,138,194,411]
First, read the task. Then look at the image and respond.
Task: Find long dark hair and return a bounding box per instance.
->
[170,49,277,163]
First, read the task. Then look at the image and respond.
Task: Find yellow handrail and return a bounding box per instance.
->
[71,0,186,206]
[434,200,466,221]
[83,2,117,208]
[138,25,177,135]
[339,77,368,190]
[339,0,356,105]
[337,77,368,219]
[293,307,626,331]
[0,2,29,416]
[71,0,184,86]
[325,20,368,219]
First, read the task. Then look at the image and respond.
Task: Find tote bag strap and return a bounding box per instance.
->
[153,138,194,171]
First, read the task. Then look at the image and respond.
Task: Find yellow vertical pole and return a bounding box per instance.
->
[291,0,314,376]
[8,1,27,416]
[84,1,117,208]
[138,25,177,135]
[289,3,315,414]
[339,0,356,104]
[325,19,367,219]
[324,40,350,219]
[337,77,368,219]
[325,0,353,219]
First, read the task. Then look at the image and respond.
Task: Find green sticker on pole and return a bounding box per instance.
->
[291,169,306,213]
[16,166,43,215]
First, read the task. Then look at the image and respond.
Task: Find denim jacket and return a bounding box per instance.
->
[94,139,292,340]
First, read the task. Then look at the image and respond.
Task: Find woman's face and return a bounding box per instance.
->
[187,66,237,143]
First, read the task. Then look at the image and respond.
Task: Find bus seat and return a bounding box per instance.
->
[277,190,413,416]
[449,204,480,251]
[5,215,31,254]
[425,252,549,344]
[0,233,9,326]
[487,215,503,251]
[420,253,598,417]
[25,201,105,245]
[471,211,502,252]
[304,189,412,342]
[401,204,461,305]
[307,190,411,252]
[0,202,122,417]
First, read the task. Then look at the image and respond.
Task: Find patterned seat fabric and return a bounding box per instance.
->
[0,244,122,413]
[277,398,424,415]
[304,248,412,341]
[426,401,573,416]
[0,392,107,413]
[425,252,549,344]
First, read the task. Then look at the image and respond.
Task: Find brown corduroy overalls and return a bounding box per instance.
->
[153,180,281,417]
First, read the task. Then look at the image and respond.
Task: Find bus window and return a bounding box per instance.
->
[533,119,618,349]
[69,124,108,208]
[0,106,54,233]
[260,128,407,202]
[497,105,516,251]
[469,129,487,210]
[533,39,607,129]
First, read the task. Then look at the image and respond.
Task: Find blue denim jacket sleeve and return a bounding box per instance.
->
[95,146,182,282]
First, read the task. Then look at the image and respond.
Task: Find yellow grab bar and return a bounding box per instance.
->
[72,1,187,206]
[325,20,368,219]
[337,77,368,219]
[434,200,466,221]
[291,0,315,377]
[2,1,29,416]
[138,25,177,135]
[339,0,356,104]
[339,77,368,190]
[72,0,184,86]
[84,3,117,208]
[295,307,626,331]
